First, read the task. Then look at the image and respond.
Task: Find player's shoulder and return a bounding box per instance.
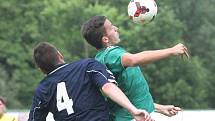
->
[105,46,126,55]
[107,46,124,51]
[35,74,58,96]
[96,46,125,58]
[82,58,104,67]
[67,58,103,70]
[70,58,100,65]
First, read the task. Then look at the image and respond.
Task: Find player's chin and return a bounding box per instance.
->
[115,38,121,44]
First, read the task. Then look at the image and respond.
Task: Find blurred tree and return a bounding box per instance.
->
[0,0,45,108]
[160,0,215,108]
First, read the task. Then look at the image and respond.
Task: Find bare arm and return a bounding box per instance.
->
[102,82,154,121]
[154,103,181,117]
[122,43,190,67]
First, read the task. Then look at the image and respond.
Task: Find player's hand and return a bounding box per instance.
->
[132,109,155,121]
[171,43,190,59]
[156,105,181,117]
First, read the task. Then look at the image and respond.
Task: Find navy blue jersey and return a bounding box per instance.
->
[28,59,116,121]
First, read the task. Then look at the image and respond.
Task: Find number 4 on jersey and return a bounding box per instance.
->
[57,82,74,115]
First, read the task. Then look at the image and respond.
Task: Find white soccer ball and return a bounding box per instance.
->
[128,0,158,25]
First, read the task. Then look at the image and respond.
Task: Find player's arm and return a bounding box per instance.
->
[101,82,154,121]
[89,60,152,120]
[122,43,189,67]
[154,103,181,117]
[28,96,48,121]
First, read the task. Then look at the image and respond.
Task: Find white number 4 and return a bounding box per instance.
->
[56,82,74,115]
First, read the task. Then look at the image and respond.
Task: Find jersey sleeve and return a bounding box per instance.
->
[28,87,49,121]
[87,60,116,88]
[105,47,127,73]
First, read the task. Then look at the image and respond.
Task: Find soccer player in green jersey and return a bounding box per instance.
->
[81,16,188,121]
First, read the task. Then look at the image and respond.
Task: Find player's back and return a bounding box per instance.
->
[29,59,110,121]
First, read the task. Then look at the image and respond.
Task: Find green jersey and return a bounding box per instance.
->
[95,46,155,121]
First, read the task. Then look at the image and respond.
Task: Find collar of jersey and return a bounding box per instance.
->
[48,63,69,75]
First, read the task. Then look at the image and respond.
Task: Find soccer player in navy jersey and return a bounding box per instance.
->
[28,42,154,121]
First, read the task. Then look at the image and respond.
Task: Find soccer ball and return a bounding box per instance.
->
[128,0,158,25]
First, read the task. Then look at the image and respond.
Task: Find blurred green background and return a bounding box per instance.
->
[0,0,214,109]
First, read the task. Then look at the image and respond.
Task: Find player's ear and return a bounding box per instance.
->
[102,36,109,45]
[57,51,65,63]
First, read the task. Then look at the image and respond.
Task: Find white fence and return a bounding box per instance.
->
[8,110,215,121]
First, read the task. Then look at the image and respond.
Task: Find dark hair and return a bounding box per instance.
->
[33,42,59,74]
[0,97,6,105]
[81,16,106,49]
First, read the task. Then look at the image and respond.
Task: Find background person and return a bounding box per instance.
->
[0,97,18,121]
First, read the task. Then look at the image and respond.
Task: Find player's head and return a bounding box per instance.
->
[81,16,120,49]
[33,42,64,74]
[0,97,6,116]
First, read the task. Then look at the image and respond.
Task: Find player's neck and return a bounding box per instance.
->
[105,43,115,48]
